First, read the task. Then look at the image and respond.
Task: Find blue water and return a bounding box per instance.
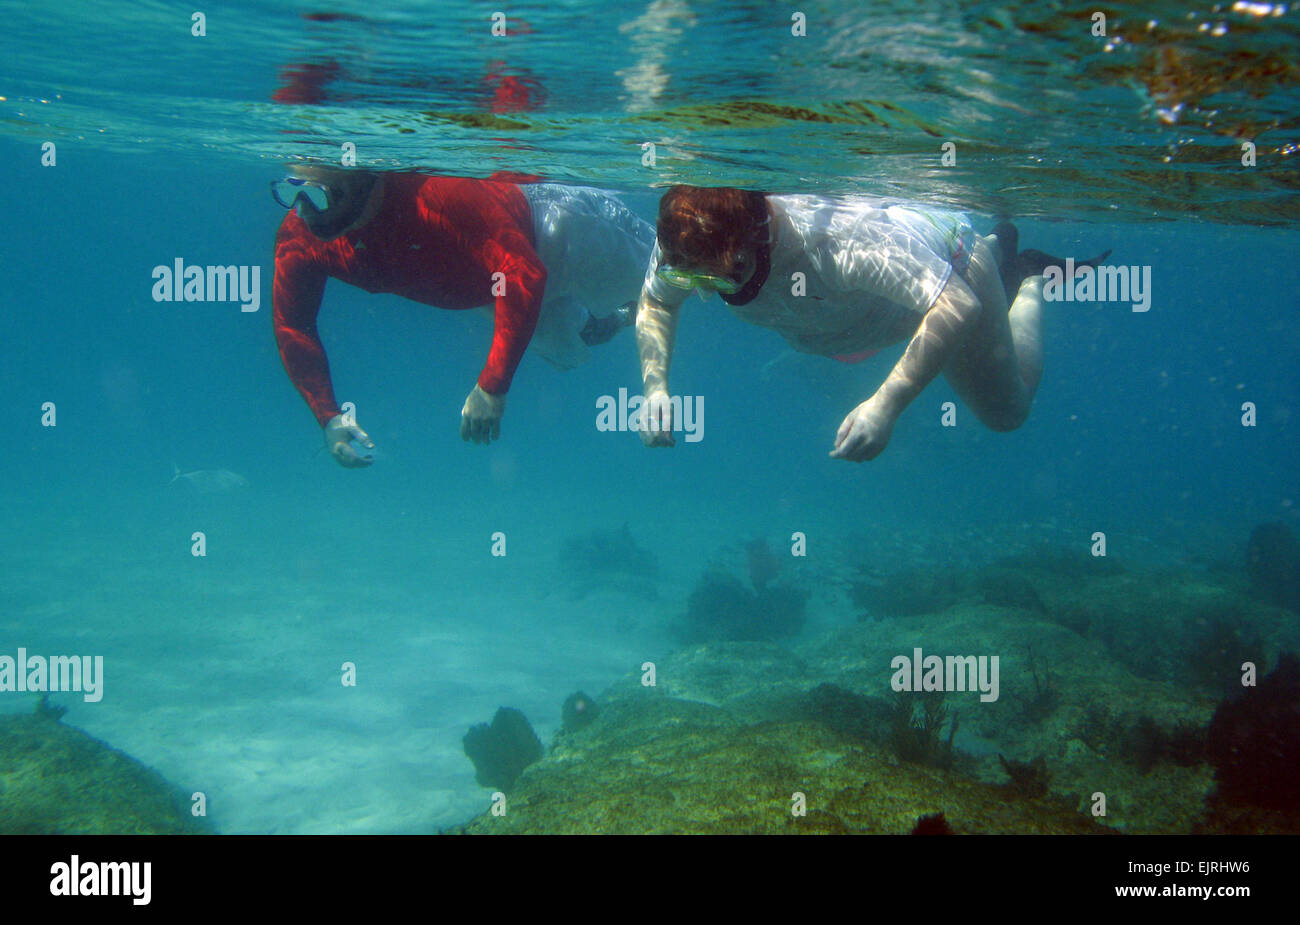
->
[1,1,1297,833]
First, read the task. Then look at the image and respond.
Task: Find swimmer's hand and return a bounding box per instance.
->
[640,389,675,447]
[324,413,376,468]
[831,395,895,462]
[461,384,505,444]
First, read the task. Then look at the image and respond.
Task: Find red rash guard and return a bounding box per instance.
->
[272,173,547,427]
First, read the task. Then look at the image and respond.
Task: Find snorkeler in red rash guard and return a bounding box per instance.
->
[272,166,653,466]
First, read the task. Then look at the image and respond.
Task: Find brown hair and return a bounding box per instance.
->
[657,186,769,276]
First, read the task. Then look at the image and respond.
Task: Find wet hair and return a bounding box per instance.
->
[657,186,769,276]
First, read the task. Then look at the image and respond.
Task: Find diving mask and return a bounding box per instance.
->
[271,176,334,213]
[655,265,744,294]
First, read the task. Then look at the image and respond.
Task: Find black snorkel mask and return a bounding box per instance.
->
[719,218,772,307]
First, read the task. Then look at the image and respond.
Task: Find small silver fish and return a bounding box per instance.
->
[168,464,249,493]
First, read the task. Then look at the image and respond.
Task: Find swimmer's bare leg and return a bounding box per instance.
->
[942,235,1042,431]
[1008,275,1044,395]
[974,231,1044,395]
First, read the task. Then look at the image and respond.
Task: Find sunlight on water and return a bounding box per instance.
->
[2,0,1297,221]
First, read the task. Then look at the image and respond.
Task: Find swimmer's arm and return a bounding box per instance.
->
[476,238,547,396]
[636,287,684,447]
[873,277,981,416]
[272,240,338,427]
[831,277,982,460]
[637,286,680,398]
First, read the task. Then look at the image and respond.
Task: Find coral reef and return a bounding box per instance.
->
[34,693,67,722]
[974,568,1047,615]
[998,754,1052,798]
[1118,716,1205,773]
[1184,610,1261,696]
[1012,645,1061,724]
[1077,702,1117,754]
[1205,653,1300,815]
[911,812,954,834]
[557,523,659,600]
[1246,522,1300,612]
[745,538,783,591]
[0,698,211,835]
[993,544,1124,580]
[454,544,1300,834]
[803,683,884,742]
[678,567,809,643]
[462,707,543,791]
[1046,569,1293,688]
[561,691,599,733]
[889,690,958,769]
[852,565,960,618]
[455,691,1109,835]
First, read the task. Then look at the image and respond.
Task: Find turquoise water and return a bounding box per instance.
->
[1,1,1297,834]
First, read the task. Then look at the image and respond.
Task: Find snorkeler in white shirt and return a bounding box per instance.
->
[635,186,1107,461]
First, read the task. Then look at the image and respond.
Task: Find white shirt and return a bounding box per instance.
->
[643,195,974,357]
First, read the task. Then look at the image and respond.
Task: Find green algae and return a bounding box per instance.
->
[457,549,1300,834]
[0,702,211,835]
[456,690,1108,835]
